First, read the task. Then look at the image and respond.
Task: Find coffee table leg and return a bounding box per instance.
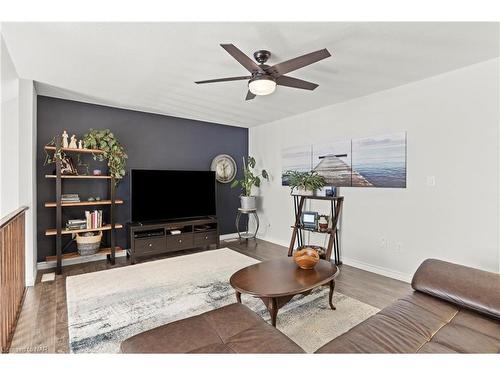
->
[235,291,241,303]
[329,279,336,310]
[269,298,278,327]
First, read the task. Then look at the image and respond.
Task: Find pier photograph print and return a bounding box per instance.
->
[281,144,313,186]
[281,132,406,188]
[351,132,407,188]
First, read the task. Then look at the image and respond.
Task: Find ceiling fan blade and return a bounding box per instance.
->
[220,44,263,74]
[195,76,251,84]
[268,48,331,76]
[276,76,319,90]
[245,90,256,101]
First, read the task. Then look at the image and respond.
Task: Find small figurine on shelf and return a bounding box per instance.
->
[62,130,69,148]
[68,135,77,149]
[60,156,78,175]
[318,215,329,232]
[78,140,83,149]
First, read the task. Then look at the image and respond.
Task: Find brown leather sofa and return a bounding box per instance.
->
[121,259,500,353]
[120,302,304,353]
[317,259,500,353]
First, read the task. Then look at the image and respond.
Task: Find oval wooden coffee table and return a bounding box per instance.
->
[229,258,339,327]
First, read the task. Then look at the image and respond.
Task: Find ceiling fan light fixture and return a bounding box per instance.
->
[248,76,276,96]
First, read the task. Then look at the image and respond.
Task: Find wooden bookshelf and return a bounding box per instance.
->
[44,145,104,154]
[45,174,112,179]
[45,224,123,236]
[43,135,121,274]
[45,247,124,262]
[44,199,124,208]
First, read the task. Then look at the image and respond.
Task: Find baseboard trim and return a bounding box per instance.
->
[37,249,128,270]
[25,274,35,287]
[219,233,240,241]
[257,236,412,283]
[342,257,413,283]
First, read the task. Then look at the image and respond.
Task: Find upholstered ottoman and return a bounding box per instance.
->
[120,303,304,353]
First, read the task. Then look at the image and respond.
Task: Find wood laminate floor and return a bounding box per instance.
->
[9,239,411,353]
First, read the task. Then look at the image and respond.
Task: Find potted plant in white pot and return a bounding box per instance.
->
[283,170,326,196]
[231,156,269,210]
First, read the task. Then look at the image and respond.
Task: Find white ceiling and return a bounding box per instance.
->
[2,22,499,127]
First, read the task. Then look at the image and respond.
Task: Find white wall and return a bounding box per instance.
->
[250,58,500,280]
[19,78,37,286]
[1,34,20,216]
[1,32,37,285]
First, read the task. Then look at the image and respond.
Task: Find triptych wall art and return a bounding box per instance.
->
[281,132,407,188]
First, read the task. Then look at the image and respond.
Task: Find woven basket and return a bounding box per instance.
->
[76,231,102,256]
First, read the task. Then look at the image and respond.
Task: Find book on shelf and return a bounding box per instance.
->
[61,193,80,202]
[85,210,103,229]
[68,219,86,224]
[66,225,86,230]
[66,219,87,230]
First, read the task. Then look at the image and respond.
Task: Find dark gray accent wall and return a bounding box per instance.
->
[36,96,248,262]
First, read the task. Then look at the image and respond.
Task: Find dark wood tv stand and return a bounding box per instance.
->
[126,217,220,264]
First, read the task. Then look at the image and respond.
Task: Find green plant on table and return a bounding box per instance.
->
[282,170,326,194]
[231,156,269,196]
[83,129,128,181]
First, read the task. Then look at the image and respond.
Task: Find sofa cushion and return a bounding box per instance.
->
[315,292,500,353]
[120,303,304,353]
[315,292,450,353]
[430,311,500,353]
[411,259,500,320]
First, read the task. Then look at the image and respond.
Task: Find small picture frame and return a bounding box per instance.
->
[325,186,337,197]
[301,211,318,230]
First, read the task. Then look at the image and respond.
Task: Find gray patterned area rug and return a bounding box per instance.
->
[66,248,379,353]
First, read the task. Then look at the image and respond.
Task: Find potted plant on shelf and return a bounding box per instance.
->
[83,129,128,182]
[231,156,269,210]
[283,170,326,196]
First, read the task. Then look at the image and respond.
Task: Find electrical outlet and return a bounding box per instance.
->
[396,242,402,253]
[380,237,387,250]
[426,176,436,187]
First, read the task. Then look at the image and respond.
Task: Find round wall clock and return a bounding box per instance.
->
[211,154,237,184]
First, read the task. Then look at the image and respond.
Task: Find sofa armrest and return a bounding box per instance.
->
[411,259,500,320]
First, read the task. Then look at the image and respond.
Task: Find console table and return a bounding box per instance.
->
[288,195,344,265]
[126,217,219,264]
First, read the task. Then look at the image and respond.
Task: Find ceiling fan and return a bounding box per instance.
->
[195,44,331,100]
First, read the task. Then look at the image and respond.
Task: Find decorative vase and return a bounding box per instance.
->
[240,196,256,210]
[296,187,314,196]
[293,247,320,269]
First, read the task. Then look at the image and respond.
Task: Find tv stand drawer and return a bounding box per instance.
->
[167,233,194,251]
[127,217,218,264]
[134,237,166,255]
[194,231,218,246]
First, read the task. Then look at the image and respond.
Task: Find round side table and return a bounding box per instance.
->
[235,208,259,240]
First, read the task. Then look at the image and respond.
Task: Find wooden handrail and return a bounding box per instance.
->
[0,206,28,353]
[0,206,29,228]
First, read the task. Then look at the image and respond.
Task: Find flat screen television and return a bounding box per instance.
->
[131,169,216,222]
